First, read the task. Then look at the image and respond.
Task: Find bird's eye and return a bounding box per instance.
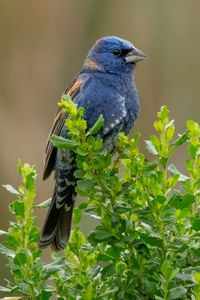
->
[112,49,121,56]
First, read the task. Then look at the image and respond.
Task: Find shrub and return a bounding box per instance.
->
[0,97,200,299]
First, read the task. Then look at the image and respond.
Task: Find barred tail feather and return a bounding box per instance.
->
[51,202,74,251]
[38,187,75,251]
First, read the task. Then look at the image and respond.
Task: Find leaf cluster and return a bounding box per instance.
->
[0,98,200,299]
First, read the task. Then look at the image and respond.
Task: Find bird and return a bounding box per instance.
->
[38,36,146,251]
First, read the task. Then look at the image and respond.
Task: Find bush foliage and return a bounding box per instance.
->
[1,97,200,299]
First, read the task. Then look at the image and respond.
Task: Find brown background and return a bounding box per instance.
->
[1,0,200,283]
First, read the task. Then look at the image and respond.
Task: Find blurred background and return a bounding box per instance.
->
[0,0,200,283]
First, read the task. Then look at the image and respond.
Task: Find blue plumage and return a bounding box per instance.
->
[39,36,146,250]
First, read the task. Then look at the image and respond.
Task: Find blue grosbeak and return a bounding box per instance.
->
[39,36,146,251]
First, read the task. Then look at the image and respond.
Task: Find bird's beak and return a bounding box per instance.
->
[125,47,147,63]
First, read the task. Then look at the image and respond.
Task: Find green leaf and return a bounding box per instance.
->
[169,192,195,209]
[69,228,86,250]
[154,120,163,133]
[94,153,112,169]
[95,230,112,240]
[187,120,199,133]
[145,140,158,155]
[150,135,160,148]
[192,218,200,231]
[169,191,181,206]
[25,170,36,190]
[73,208,82,225]
[158,105,169,120]
[161,261,179,281]
[193,272,200,284]
[171,131,188,147]
[77,179,95,195]
[51,134,79,150]
[107,246,121,258]
[0,229,7,236]
[179,194,195,208]
[77,106,85,118]
[86,114,104,136]
[168,164,189,181]
[191,247,200,258]
[188,144,198,159]
[36,198,52,208]
[166,123,175,140]
[43,258,65,276]
[73,170,86,179]
[139,233,163,247]
[99,287,119,297]
[0,286,12,293]
[155,296,164,300]
[114,204,131,214]
[168,286,187,299]
[101,263,115,276]
[2,184,20,195]
[76,273,86,287]
[176,272,193,282]
[5,235,20,248]
[166,119,174,129]
[156,195,166,204]
[115,261,126,272]
[10,200,24,217]
[14,251,27,266]
[160,156,168,168]
[39,290,52,300]
[29,227,39,243]
[0,244,15,258]
[79,202,88,210]
[59,95,77,117]
[89,214,101,220]
[143,161,158,173]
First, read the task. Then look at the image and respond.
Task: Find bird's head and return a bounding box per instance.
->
[83,36,147,75]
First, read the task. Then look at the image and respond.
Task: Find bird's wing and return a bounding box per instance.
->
[43,76,84,180]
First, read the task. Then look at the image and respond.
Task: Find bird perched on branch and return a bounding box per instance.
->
[39,36,146,251]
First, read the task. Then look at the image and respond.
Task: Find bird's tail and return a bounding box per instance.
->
[38,186,75,251]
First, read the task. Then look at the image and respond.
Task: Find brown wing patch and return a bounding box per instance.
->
[43,76,83,180]
[43,108,66,180]
[84,59,102,71]
[66,79,82,96]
